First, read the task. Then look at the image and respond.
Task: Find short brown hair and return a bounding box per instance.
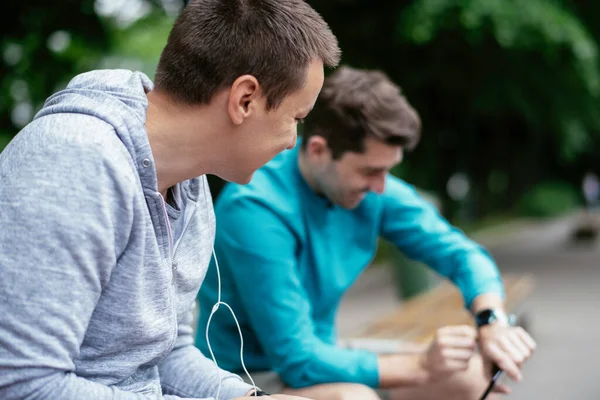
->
[302,66,421,159]
[154,0,340,109]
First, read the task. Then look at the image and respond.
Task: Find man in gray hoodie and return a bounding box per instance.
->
[0,1,339,399]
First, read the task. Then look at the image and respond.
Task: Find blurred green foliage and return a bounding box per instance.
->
[399,0,600,160]
[518,180,581,218]
[0,0,109,144]
[1,0,598,223]
[0,1,174,146]
[309,0,600,221]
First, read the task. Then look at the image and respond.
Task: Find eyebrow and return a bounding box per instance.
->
[362,166,388,173]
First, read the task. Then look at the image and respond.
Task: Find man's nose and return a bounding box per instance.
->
[371,175,386,194]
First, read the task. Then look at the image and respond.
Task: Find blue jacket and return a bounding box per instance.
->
[196,145,503,389]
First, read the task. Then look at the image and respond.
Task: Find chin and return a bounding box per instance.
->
[340,194,366,209]
[339,201,360,210]
[215,170,254,185]
[233,172,255,185]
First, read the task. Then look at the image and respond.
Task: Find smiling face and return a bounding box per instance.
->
[298,66,421,208]
[220,59,325,184]
[306,135,404,209]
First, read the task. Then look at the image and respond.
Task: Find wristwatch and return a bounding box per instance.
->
[474,308,514,328]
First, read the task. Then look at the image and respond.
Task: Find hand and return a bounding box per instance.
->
[234,395,313,400]
[236,390,315,400]
[478,323,536,383]
[420,325,477,381]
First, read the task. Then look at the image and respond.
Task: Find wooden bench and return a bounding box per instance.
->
[354,274,535,344]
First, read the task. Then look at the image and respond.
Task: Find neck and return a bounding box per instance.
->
[145,90,228,194]
[298,151,334,208]
[298,149,321,194]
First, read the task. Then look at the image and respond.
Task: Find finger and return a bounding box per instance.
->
[516,326,537,351]
[509,330,532,360]
[443,358,471,372]
[485,342,522,381]
[441,325,477,338]
[492,382,512,394]
[482,358,495,380]
[442,347,475,361]
[499,335,526,365]
[438,335,476,349]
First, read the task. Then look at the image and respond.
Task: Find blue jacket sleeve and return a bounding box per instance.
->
[216,198,380,389]
[379,177,504,307]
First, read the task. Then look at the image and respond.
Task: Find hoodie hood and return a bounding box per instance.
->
[0,69,249,399]
[34,69,159,192]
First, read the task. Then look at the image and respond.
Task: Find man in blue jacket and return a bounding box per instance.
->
[196,66,536,400]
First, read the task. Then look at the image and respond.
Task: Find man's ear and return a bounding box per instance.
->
[227,75,262,125]
[306,136,330,158]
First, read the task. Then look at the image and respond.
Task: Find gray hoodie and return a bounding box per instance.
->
[0,70,252,399]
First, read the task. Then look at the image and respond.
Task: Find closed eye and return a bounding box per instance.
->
[362,168,387,177]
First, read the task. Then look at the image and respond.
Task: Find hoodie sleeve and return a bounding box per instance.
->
[0,121,208,400]
[158,309,253,399]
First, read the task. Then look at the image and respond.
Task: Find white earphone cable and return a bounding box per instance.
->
[201,179,258,399]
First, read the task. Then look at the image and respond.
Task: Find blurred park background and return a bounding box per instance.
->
[3,0,600,225]
[2,0,600,398]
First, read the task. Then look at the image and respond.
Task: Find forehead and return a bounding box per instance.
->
[280,59,324,112]
[340,137,403,167]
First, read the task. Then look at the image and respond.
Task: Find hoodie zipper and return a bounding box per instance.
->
[159,193,178,350]
[159,192,198,350]
[159,193,198,273]
[159,194,174,260]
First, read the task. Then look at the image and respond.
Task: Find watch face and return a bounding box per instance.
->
[476,309,498,327]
